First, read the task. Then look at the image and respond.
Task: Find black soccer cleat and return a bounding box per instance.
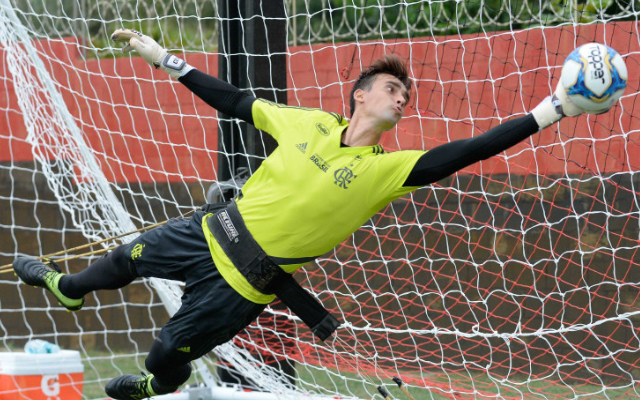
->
[13,257,84,311]
[105,374,159,400]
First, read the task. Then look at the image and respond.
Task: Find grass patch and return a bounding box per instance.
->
[52,349,640,400]
[80,350,201,399]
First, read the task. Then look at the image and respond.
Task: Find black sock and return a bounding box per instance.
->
[150,377,179,395]
[58,245,137,299]
[146,340,192,390]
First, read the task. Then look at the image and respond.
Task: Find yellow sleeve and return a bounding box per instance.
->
[251,99,337,143]
[368,150,427,209]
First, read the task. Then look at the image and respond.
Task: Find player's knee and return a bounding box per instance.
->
[145,340,192,387]
[147,363,192,389]
[108,245,138,278]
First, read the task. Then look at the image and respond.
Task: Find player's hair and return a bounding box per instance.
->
[349,54,411,117]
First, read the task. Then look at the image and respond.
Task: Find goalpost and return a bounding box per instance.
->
[0,1,639,400]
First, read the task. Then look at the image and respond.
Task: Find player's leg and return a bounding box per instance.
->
[13,213,203,312]
[105,254,267,399]
[105,340,193,399]
[14,238,141,311]
[57,244,137,298]
[105,311,266,399]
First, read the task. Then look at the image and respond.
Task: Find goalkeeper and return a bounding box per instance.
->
[13,29,599,400]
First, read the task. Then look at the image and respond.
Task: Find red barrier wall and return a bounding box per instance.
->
[2,22,639,182]
[0,38,221,182]
[287,21,640,178]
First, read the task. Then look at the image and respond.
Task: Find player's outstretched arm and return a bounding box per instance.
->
[403,82,594,187]
[111,29,256,124]
[403,114,539,187]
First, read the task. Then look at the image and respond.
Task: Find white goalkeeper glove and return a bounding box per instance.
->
[531,82,584,130]
[111,29,193,79]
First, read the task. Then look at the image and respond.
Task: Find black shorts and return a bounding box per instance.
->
[124,211,266,359]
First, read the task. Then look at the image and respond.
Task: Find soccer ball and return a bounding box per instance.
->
[560,42,627,114]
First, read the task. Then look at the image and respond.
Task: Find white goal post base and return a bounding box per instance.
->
[150,385,360,400]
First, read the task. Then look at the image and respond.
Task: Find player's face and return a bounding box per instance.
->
[359,74,409,129]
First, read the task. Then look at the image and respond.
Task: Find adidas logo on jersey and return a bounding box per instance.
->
[296,142,308,153]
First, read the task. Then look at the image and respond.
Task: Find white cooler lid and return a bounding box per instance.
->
[0,350,84,375]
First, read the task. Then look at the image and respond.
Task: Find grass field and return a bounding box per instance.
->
[50,350,640,400]
[80,350,201,399]
[79,350,424,400]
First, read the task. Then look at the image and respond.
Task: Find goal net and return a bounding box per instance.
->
[1,0,639,399]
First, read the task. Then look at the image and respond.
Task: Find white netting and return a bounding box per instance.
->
[1,1,639,400]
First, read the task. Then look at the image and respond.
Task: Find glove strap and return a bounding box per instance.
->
[531,95,564,130]
[159,54,194,79]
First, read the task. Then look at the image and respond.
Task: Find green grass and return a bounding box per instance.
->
[80,351,441,400]
[80,350,200,399]
[296,365,431,400]
[74,350,640,400]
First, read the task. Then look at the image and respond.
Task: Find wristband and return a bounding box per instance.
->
[160,54,194,79]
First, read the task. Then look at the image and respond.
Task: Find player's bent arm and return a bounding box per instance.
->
[403,114,539,187]
[179,70,256,124]
[111,28,256,124]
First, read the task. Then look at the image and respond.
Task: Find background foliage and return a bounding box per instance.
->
[9,0,636,55]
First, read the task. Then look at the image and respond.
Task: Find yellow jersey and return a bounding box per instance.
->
[202,99,425,304]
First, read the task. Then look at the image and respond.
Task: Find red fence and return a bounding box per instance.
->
[1,22,639,181]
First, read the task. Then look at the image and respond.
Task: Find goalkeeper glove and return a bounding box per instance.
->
[531,82,586,129]
[111,29,193,79]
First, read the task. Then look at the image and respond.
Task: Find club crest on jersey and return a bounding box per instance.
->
[315,122,330,136]
[334,167,357,189]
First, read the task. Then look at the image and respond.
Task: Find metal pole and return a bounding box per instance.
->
[216,0,292,388]
[217,0,285,189]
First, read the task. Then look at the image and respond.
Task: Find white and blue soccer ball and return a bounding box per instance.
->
[560,42,628,114]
